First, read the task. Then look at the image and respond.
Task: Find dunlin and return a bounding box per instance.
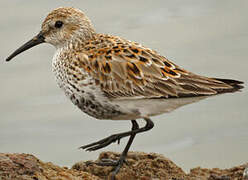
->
[6,7,243,179]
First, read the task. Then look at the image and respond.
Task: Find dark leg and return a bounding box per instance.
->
[110,120,139,179]
[89,120,139,167]
[84,118,154,179]
[80,117,154,151]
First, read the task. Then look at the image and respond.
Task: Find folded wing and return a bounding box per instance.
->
[74,35,243,99]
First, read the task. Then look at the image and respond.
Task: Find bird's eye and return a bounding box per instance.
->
[55,21,63,28]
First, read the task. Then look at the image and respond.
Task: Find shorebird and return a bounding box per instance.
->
[6,7,243,179]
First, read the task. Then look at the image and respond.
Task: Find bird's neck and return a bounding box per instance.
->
[57,30,97,51]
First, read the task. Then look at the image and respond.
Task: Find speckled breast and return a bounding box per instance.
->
[52,49,123,120]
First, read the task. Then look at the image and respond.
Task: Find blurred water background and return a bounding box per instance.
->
[0,0,247,172]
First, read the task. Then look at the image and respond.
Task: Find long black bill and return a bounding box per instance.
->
[6,31,45,62]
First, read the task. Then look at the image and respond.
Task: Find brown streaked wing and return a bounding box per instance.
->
[74,35,234,99]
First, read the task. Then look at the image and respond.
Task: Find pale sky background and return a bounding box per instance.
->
[0,0,247,172]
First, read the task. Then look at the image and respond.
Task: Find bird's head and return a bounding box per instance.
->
[6,7,95,61]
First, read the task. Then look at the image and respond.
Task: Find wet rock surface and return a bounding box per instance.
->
[0,152,247,180]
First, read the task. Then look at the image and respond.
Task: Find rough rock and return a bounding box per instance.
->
[73,151,186,180]
[0,152,247,180]
[0,153,99,180]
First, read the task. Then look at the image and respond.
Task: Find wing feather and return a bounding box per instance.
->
[72,34,235,99]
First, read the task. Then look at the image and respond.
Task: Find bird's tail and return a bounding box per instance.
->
[213,78,244,93]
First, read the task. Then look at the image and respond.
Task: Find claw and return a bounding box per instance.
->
[96,159,119,166]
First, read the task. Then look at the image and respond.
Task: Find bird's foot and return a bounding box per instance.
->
[79,120,141,152]
[79,133,127,151]
[86,157,127,180]
[86,158,120,166]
